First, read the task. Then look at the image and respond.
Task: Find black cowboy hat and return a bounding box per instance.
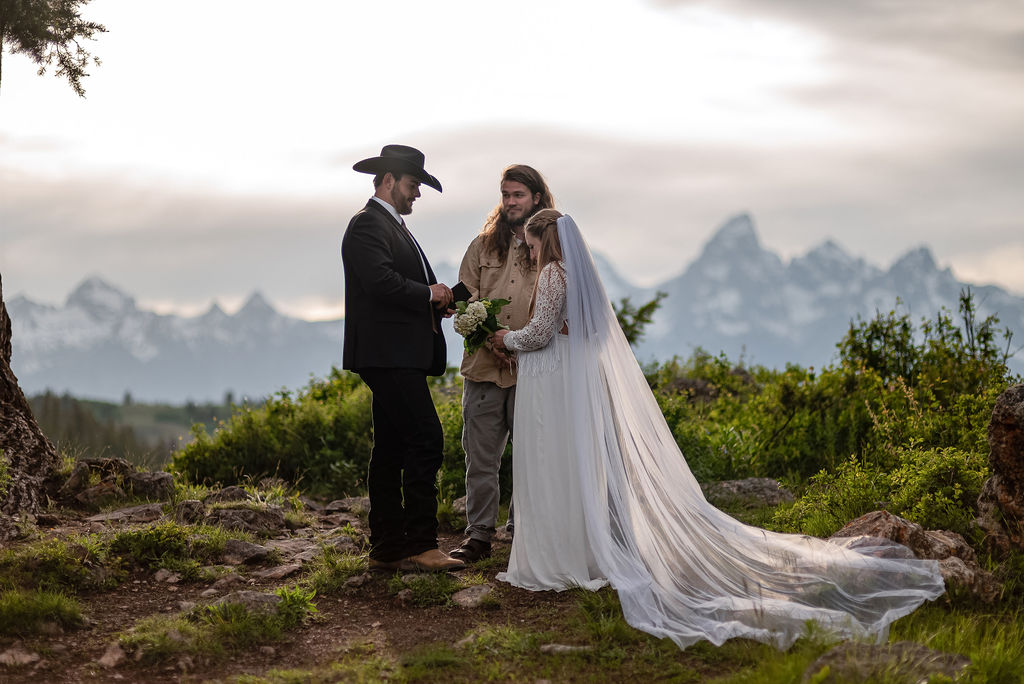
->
[353,144,442,192]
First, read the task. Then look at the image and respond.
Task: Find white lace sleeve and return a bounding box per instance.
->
[504,262,566,352]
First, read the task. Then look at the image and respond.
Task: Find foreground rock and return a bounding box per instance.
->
[802,641,970,683]
[830,511,1000,601]
[976,383,1024,557]
[204,505,287,535]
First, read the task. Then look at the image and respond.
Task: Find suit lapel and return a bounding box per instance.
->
[364,200,434,285]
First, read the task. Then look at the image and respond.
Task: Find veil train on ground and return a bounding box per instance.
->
[556,215,944,649]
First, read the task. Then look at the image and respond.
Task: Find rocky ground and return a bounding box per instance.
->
[1,480,995,684]
[0,488,587,683]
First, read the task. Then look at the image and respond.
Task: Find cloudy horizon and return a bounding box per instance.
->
[3,0,1022,320]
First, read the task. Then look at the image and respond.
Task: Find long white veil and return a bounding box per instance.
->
[557,215,945,649]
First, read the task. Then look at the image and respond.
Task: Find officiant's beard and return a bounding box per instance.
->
[500,206,537,229]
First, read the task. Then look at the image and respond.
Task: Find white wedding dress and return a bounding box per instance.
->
[496,216,945,650]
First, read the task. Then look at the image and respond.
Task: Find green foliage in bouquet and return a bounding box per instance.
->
[453,298,510,354]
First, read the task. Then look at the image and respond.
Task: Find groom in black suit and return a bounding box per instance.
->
[342,145,464,572]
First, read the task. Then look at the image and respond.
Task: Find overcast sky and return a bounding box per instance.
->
[2,0,1022,319]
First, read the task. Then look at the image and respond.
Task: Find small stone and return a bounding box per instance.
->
[395,589,414,606]
[178,601,197,612]
[454,634,477,648]
[260,646,275,656]
[452,584,494,608]
[0,646,41,666]
[344,573,370,588]
[540,644,593,655]
[87,503,164,524]
[153,569,182,584]
[221,538,272,565]
[35,513,62,527]
[251,562,303,580]
[212,590,282,616]
[177,655,194,672]
[203,485,251,504]
[97,642,126,668]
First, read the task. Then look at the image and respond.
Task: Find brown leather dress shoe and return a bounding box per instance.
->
[403,549,465,572]
[368,557,407,572]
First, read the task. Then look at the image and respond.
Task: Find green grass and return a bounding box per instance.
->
[0,588,84,636]
[119,585,317,663]
[303,546,367,594]
[229,642,398,683]
[0,521,258,594]
[387,570,488,607]
[109,520,255,579]
[889,604,1024,683]
[0,533,117,592]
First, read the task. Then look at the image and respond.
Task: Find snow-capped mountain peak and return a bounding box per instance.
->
[65,277,137,318]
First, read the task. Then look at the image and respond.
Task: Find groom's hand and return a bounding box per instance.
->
[429,283,453,309]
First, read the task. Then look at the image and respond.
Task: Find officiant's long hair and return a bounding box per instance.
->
[481,164,554,267]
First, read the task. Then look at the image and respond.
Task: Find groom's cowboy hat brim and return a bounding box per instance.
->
[353,144,443,192]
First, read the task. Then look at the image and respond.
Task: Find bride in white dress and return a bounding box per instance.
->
[492,209,944,649]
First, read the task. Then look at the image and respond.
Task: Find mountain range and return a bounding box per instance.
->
[7,213,1022,402]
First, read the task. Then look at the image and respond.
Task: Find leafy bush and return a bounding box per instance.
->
[889,446,988,533]
[772,457,889,537]
[170,369,373,498]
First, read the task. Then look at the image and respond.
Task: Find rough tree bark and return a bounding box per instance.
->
[1,272,61,534]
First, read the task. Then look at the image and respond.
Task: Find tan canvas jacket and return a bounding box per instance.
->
[458,233,538,388]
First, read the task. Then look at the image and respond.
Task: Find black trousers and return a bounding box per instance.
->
[357,367,444,562]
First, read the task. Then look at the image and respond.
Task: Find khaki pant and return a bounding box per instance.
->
[461,379,516,542]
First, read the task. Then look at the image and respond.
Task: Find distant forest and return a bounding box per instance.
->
[28,391,235,469]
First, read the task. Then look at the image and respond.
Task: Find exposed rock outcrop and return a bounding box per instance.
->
[830,510,1000,602]
[976,383,1024,556]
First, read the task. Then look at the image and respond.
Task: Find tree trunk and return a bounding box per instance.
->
[1,272,61,533]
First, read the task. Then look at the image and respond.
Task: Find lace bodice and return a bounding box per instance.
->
[503,262,566,353]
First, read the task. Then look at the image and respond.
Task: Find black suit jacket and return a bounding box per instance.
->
[341,200,447,376]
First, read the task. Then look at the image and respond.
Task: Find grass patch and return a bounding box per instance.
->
[0,534,117,592]
[230,642,398,683]
[109,520,255,579]
[0,588,84,636]
[387,570,488,607]
[303,546,367,595]
[889,604,1024,683]
[120,585,317,663]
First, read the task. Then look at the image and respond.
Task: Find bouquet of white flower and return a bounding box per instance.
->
[452,298,510,354]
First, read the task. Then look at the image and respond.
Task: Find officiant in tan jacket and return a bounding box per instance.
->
[450,165,555,563]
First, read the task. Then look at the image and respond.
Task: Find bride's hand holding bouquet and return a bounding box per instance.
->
[452,298,510,355]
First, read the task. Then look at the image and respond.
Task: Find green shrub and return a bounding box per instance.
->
[889,447,988,534]
[772,457,889,537]
[170,369,373,498]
